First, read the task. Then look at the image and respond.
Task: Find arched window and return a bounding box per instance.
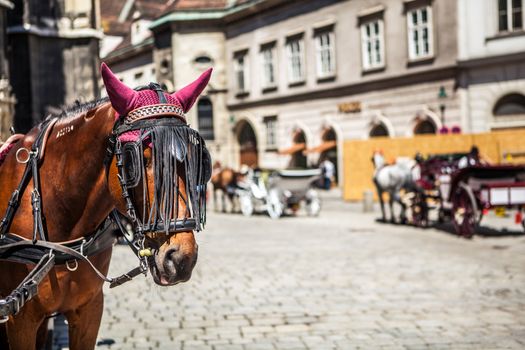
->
[369,123,389,137]
[414,119,436,135]
[197,97,214,140]
[493,93,525,116]
[194,55,213,65]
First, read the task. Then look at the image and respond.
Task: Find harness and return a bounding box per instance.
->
[0,83,211,322]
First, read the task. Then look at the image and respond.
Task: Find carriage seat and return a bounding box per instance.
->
[0,134,24,166]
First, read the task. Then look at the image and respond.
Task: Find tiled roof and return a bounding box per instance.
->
[101,0,170,35]
[101,0,127,35]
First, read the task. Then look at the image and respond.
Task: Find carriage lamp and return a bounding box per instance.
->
[438,86,447,128]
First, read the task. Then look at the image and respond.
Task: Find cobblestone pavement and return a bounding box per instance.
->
[95,196,525,350]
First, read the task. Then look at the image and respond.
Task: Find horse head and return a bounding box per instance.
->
[371,150,385,170]
[102,63,212,286]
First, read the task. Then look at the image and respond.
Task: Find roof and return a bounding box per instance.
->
[100,0,128,35]
[149,0,265,29]
[101,0,171,35]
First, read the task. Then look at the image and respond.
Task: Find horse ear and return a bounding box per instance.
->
[172,68,212,113]
[101,63,138,116]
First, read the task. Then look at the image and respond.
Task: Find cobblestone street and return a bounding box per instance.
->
[96,196,525,350]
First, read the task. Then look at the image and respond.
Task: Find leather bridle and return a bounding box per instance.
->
[0,84,211,321]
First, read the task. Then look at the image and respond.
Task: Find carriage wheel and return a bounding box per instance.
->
[410,190,429,228]
[305,189,321,217]
[239,192,254,217]
[266,188,283,219]
[452,183,479,238]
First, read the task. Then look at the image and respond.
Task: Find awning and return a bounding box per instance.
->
[278,143,306,155]
[302,141,337,154]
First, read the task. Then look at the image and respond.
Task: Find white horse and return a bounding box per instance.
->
[372,152,416,223]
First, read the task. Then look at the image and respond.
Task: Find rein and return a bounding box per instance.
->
[0,86,211,321]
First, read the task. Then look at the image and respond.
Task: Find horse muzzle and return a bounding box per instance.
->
[146,232,198,286]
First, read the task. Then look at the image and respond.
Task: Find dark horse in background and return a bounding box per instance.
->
[0,64,212,349]
[210,162,243,213]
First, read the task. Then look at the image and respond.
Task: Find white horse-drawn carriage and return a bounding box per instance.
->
[237,168,322,219]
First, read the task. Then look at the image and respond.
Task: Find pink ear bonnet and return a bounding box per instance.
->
[101,63,212,142]
[101,62,212,117]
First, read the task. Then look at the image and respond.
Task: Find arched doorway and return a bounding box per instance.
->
[290,129,307,169]
[414,119,437,135]
[237,121,258,167]
[319,128,339,185]
[320,127,338,183]
[369,123,389,137]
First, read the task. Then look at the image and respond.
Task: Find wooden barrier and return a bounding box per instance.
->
[343,129,525,201]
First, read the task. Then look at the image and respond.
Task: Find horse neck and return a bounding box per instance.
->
[373,154,385,170]
[50,104,117,241]
[4,103,116,242]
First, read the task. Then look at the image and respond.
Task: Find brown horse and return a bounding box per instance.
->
[210,163,243,213]
[0,64,212,349]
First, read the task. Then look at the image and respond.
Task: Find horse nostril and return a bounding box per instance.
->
[165,246,181,262]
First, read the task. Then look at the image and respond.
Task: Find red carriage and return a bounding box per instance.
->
[410,153,525,238]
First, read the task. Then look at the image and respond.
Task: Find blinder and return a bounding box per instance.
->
[121,142,142,188]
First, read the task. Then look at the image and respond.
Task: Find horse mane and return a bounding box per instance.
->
[45,97,110,123]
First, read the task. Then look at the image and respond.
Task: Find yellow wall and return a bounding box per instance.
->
[343,129,525,201]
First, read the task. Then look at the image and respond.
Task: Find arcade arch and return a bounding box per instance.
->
[236,119,258,167]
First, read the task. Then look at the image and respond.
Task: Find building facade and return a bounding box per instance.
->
[224,0,459,180]
[7,0,102,132]
[144,0,525,187]
[0,0,15,141]
[151,0,461,184]
[458,0,525,133]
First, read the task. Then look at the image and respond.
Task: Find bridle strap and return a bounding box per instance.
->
[125,104,186,125]
[0,117,57,240]
[148,82,167,104]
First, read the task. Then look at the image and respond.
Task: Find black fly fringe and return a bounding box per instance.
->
[146,125,208,233]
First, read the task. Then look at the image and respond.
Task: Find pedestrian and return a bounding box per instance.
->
[320,158,335,190]
[458,145,491,168]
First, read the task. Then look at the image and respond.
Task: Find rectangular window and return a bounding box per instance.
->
[286,36,305,84]
[264,116,278,150]
[315,30,336,78]
[407,6,434,60]
[260,44,276,90]
[498,0,523,32]
[361,19,385,70]
[234,51,249,94]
